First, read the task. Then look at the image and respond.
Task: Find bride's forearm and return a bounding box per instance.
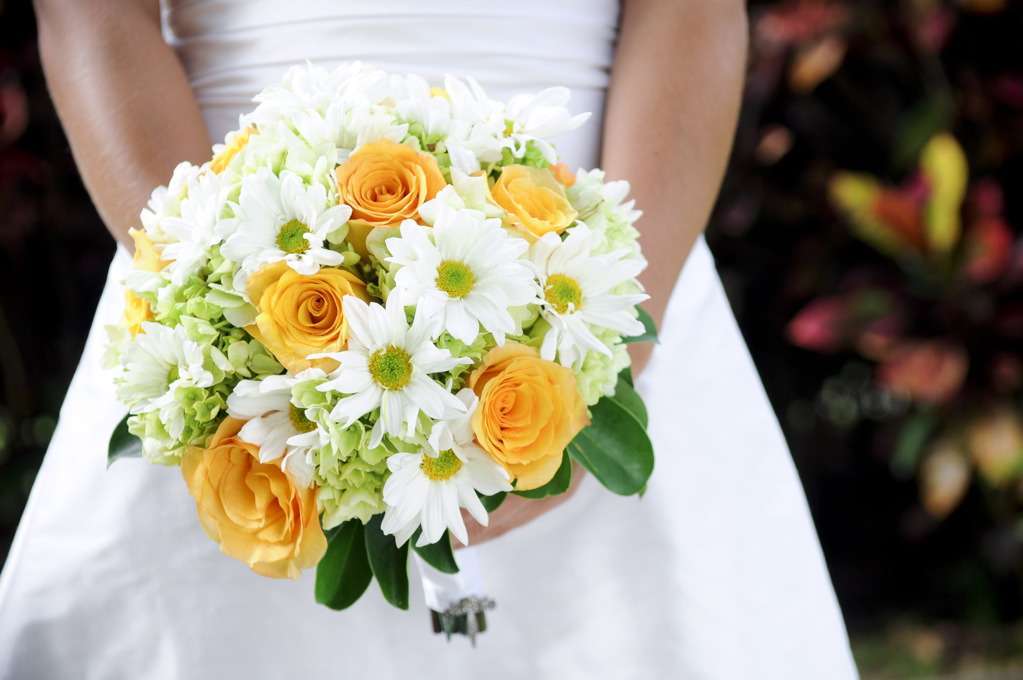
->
[601,0,748,372]
[34,0,211,249]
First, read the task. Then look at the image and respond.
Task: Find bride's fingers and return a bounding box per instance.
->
[456,463,588,547]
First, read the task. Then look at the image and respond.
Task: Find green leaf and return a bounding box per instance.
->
[568,394,654,496]
[514,451,572,499]
[108,414,142,467]
[364,515,410,610]
[611,376,648,429]
[411,530,459,574]
[315,520,372,611]
[891,410,939,479]
[893,93,953,172]
[623,307,658,344]
[620,366,634,387]
[479,491,507,512]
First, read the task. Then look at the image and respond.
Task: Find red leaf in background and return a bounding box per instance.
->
[991,74,1023,109]
[788,296,847,352]
[913,6,956,54]
[995,303,1023,338]
[991,354,1023,393]
[872,189,927,250]
[755,0,850,48]
[969,179,1004,219]
[0,81,29,146]
[877,341,968,404]
[963,217,1013,284]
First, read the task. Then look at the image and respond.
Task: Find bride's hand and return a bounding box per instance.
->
[458,462,587,546]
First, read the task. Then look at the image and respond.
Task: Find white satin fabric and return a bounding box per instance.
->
[0,1,857,678]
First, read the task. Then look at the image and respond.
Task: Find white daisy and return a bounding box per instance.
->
[117,322,214,412]
[441,75,506,174]
[393,75,452,141]
[530,223,649,367]
[226,370,326,487]
[221,169,351,280]
[315,294,469,448]
[386,203,537,345]
[504,87,590,164]
[244,61,371,128]
[381,389,512,547]
[159,169,230,285]
[139,161,201,243]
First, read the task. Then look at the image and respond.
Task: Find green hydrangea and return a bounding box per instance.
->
[128,380,231,464]
[575,331,631,406]
[566,169,642,256]
[435,330,492,389]
[291,374,395,528]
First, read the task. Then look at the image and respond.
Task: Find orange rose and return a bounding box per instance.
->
[335,140,447,253]
[549,162,576,187]
[469,343,589,490]
[181,418,327,579]
[491,165,578,240]
[246,262,369,373]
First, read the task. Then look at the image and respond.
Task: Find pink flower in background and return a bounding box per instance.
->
[877,341,968,404]
[787,296,847,352]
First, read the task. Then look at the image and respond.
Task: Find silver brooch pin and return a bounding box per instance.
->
[430,596,497,646]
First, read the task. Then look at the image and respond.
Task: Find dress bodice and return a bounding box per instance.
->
[162,0,620,168]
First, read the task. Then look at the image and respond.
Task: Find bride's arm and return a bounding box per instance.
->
[603,0,748,374]
[34,0,211,248]
[466,1,748,544]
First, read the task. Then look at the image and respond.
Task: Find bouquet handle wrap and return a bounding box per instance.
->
[414,547,495,644]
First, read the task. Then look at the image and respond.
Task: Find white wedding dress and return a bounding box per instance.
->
[0,1,857,678]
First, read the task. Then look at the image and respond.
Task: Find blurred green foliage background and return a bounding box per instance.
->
[2,0,1023,676]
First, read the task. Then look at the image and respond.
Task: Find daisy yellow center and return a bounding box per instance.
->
[544,274,583,314]
[277,219,311,254]
[435,260,475,299]
[369,345,413,390]
[288,404,317,433]
[420,450,463,481]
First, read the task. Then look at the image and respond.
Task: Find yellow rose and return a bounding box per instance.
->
[129,228,167,272]
[246,261,369,373]
[335,140,447,253]
[469,343,589,490]
[122,229,165,336]
[182,418,327,579]
[210,125,255,174]
[122,290,153,337]
[491,165,578,240]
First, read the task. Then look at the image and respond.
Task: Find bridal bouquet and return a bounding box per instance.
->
[105,62,656,630]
